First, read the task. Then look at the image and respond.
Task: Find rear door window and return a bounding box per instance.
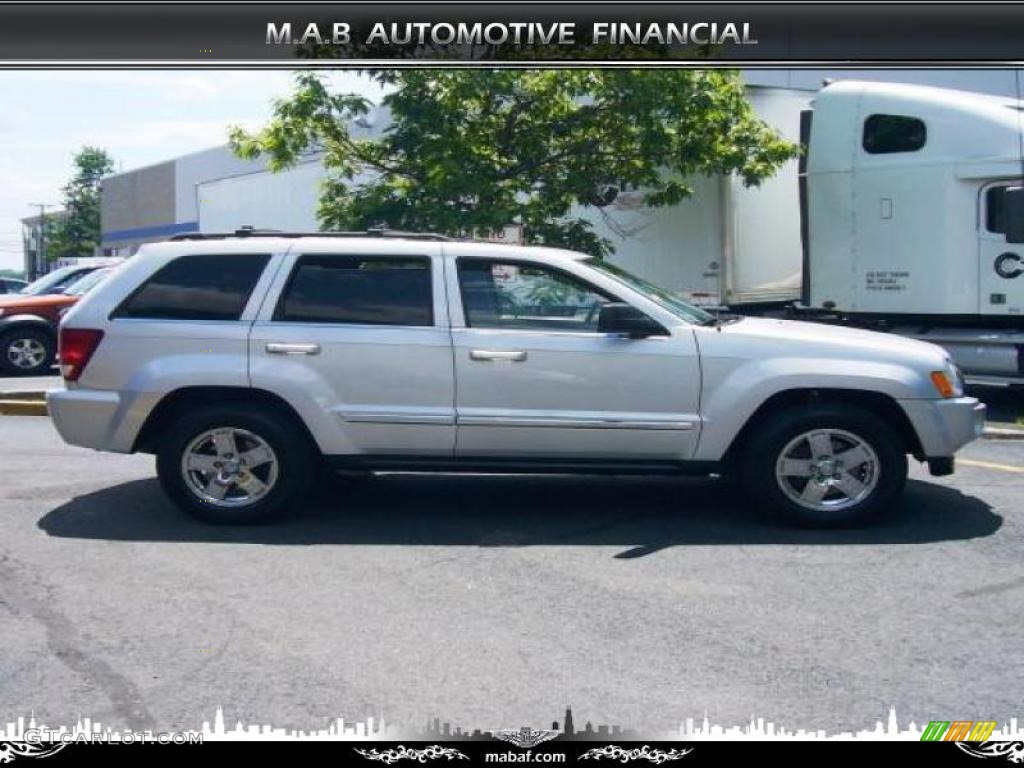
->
[274,255,434,326]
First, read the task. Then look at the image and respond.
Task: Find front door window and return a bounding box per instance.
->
[458,259,614,332]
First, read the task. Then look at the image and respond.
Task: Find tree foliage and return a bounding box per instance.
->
[230,70,799,257]
[48,146,115,260]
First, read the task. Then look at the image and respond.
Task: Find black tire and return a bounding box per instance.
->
[156,403,318,524]
[739,404,908,528]
[0,328,55,376]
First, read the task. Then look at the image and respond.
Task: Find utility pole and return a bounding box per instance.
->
[28,202,53,281]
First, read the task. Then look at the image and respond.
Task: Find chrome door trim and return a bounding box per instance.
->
[457,413,697,430]
[335,406,456,426]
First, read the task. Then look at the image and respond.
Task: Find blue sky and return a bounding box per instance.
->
[0,70,385,271]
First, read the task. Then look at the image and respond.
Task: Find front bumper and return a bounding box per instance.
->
[898,396,986,469]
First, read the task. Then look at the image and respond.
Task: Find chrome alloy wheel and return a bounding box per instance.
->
[774,428,880,513]
[180,427,279,508]
[7,337,46,370]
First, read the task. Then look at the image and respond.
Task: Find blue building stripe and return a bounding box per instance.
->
[102,221,199,244]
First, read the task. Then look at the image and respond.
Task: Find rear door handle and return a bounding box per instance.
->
[265,342,321,355]
[469,349,528,362]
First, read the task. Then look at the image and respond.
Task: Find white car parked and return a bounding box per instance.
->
[48,230,985,526]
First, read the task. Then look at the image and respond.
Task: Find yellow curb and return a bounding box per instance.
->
[959,458,1024,474]
[0,399,48,416]
[982,426,1024,441]
[0,390,51,401]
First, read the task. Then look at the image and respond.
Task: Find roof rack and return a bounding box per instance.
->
[169,227,453,242]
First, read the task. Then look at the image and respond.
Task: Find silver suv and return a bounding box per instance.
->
[48,231,985,527]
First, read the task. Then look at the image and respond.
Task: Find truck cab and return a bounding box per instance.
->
[803,80,1024,383]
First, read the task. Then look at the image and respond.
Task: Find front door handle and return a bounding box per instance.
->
[469,349,528,362]
[266,342,321,356]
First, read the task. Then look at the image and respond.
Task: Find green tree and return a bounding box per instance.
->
[48,147,115,260]
[230,70,799,257]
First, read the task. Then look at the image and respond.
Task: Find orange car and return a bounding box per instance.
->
[0,266,112,376]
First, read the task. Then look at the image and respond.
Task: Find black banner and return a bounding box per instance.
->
[5,739,1021,765]
[1,3,1024,63]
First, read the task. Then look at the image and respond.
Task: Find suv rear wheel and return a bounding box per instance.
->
[0,328,54,376]
[740,404,908,527]
[156,404,318,524]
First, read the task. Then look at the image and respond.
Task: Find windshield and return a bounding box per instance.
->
[583,258,716,325]
[63,268,111,297]
[19,266,92,296]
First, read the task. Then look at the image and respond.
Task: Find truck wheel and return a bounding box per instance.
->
[0,328,55,376]
[740,404,908,527]
[156,404,318,524]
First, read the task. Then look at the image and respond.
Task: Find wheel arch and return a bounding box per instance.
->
[721,388,925,467]
[132,385,319,455]
[0,316,57,339]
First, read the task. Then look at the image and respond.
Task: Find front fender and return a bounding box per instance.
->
[694,356,933,460]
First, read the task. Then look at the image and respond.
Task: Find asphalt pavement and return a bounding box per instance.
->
[0,414,1021,737]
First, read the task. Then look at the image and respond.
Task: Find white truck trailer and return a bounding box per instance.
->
[587,87,809,308]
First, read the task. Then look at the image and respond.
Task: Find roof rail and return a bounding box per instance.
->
[168,227,453,242]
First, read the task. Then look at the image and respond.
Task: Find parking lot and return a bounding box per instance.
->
[0,405,1022,737]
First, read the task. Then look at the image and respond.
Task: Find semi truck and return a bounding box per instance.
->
[594,80,1024,387]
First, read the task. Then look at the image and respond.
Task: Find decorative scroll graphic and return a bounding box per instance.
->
[957,742,1024,764]
[493,727,560,749]
[0,743,67,764]
[579,746,693,764]
[355,745,470,764]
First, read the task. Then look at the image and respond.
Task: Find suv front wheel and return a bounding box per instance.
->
[740,404,908,527]
[156,404,318,524]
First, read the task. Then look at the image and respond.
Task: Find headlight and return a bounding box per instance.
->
[949,361,966,397]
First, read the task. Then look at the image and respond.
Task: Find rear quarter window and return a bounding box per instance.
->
[112,253,270,321]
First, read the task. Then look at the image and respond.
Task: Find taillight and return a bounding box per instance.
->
[59,328,104,382]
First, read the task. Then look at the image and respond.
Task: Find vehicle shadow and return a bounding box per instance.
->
[37,473,1001,556]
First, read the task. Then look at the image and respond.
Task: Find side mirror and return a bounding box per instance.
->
[1004,186,1024,244]
[597,302,667,339]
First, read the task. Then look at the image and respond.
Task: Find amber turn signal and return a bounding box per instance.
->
[930,371,955,398]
